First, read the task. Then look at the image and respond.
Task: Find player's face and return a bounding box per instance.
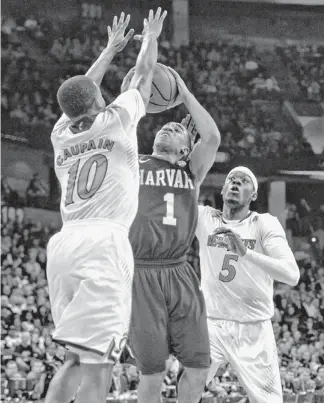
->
[222,171,256,208]
[154,122,190,156]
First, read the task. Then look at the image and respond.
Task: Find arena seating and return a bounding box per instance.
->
[276,43,324,102]
[1,15,317,158]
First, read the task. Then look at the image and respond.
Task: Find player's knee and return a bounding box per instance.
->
[140,371,166,387]
[138,372,166,403]
[80,363,113,394]
[182,366,209,387]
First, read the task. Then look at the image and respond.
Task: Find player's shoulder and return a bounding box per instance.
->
[198,205,222,220]
[109,89,145,117]
[253,212,280,225]
[104,90,145,137]
[253,212,285,236]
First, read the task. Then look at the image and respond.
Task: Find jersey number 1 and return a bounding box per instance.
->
[65,154,108,206]
[163,193,177,226]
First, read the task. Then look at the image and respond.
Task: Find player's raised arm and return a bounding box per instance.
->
[122,8,167,107]
[52,13,134,132]
[168,68,221,186]
[86,12,134,86]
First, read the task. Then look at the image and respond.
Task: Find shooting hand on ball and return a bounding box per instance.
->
[167,67,190,100]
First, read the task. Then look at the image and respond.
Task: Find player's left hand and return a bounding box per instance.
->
[107,12,134,53]
[213,227,247,257]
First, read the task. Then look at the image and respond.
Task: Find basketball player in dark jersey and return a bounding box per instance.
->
[121,67,221,402]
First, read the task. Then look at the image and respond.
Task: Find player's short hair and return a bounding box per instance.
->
[57,75,98,118]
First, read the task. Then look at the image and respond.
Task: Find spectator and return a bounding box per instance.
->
[314,217,324,253]
[1,178,19,207]
[26,174,49,208]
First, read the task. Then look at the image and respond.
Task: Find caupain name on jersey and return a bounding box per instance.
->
[207,234,257,251]
[56,138,115,166]
[140,168,195,190]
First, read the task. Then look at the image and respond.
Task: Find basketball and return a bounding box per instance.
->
[147,63,179,113]
[122,63,179,114]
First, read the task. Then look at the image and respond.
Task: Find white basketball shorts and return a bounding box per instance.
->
[46,219,134,364]
[207,318,283,403]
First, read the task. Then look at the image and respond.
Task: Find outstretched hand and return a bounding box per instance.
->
[107,12,134,53]
[134,8,167,41]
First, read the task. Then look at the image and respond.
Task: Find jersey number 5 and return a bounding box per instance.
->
[219,254,238,282]
[65,154,108,206]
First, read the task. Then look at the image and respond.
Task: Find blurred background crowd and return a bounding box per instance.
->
[1,12,322,158]
[1,0,324,402]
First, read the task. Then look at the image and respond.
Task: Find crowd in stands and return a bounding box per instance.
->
[1,176,49,211]
[1,15,318,158]
[277,43,324,102]
[1,189,324,402]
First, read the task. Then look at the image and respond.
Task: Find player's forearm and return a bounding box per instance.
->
[135,34,158,75]
[244,249,300,286]
[131,34,158,106]
[85,46,116,86]
[182,92,220,147]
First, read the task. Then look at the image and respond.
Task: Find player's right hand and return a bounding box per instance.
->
[135,8,167,40]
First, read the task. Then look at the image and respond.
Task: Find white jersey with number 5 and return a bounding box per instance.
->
[196,206,290,322]
[51,89,145,228]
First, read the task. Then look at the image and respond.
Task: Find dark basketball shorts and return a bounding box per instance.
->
[128,258,210,375]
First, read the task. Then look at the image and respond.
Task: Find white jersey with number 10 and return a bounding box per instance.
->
[196,206,292,322]
[51,89,145,228]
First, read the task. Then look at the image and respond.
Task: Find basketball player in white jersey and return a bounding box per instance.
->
[196,166,300,403]
[45,9,167,403]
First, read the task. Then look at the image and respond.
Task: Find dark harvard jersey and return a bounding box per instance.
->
[129,155,198,261]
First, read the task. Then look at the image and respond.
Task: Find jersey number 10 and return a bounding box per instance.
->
[65,154,108,206]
